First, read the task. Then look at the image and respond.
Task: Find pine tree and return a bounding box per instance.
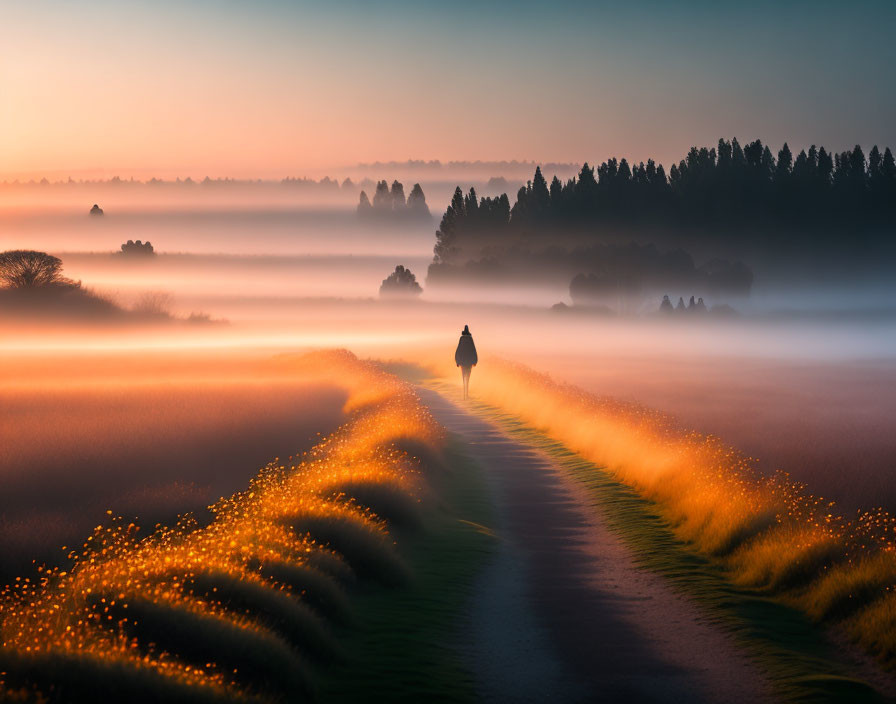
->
[550,175,562,206]
[869,145,882,179]
[373,180,391,210]
[818,148,833,179]
[776,143,793,180]
[882,147,896,182]
[532,166,550,211]
[407,183,430,216]
[760,145,776,179]
[433,187,465,264]
[390,180,406,210]
[357,190,372,215]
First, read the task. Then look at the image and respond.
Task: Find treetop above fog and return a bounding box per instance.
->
[120,240,155,256]
[379,264,423,298]
[358,180,430,220]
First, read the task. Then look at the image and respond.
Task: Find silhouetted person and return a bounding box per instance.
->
[695,297,707,312]
[89,204,104,216]
[659,295,674,314]
[455,324,478,400]
[676,296,686,312]
[687,295,696,311]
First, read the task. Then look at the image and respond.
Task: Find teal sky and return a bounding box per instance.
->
[2,0,894,177]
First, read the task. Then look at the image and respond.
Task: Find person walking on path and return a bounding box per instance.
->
[455,324,478,400]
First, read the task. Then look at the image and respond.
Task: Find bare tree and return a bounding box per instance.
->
[0,250,76,289]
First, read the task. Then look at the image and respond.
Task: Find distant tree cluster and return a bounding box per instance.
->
[379,265,423,298]
[120,239,155,256]
[432,138,896,268]
[358,180,430,220]
[281,175,354,191]
[659,295,709,315]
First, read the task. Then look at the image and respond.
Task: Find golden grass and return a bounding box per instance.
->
[0,350,442,702]
[440,357,896,669]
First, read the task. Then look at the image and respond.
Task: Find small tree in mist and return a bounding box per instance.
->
[357,190,372,215]
[373,180,391,210]
[379,265,422,298]
[0,250,78,289]
[407,183,430,216]
[358,181,430,221]
[390,180,406,211]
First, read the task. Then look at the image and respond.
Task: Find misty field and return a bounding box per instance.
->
[3,169,896,703]
[0,350,455,702]
[523,350,896,513]
[0,352,347,577]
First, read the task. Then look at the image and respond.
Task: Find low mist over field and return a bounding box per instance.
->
[3,176,895,516]
[0,352,347,577]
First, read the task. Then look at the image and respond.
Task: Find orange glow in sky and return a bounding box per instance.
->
[2,1,894,180]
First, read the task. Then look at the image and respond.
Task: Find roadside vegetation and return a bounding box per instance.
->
[0,351,461,702]
[440,358,896,677]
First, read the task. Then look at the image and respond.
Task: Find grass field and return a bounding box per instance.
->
[0,350,461,702]
[315,437,493,702]
[434,358,896,680]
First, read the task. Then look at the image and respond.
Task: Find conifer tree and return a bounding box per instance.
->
[357,190,372,215]
[407,183,430,215]
[390,180,406,210]
[373,180,391,210]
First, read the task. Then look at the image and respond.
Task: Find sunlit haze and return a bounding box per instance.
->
[2,0,895,179]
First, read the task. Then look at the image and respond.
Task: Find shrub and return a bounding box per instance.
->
[379,265,422,298]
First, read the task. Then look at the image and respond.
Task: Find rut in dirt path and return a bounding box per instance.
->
[417,385,773,704]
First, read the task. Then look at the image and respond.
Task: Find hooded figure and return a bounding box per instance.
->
[455,324,478,400]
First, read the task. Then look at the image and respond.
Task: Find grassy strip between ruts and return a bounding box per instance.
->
[313,436,495,702]
[424,379,890,704]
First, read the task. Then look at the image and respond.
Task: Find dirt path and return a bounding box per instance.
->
[416,385,773,704]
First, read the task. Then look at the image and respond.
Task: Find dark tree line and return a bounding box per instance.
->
[433,138,896,268]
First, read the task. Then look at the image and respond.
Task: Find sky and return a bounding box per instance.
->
[1,0,894,179]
